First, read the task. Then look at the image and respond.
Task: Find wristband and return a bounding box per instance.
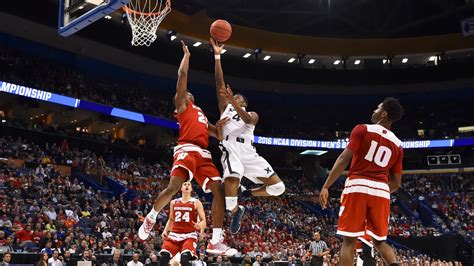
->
[215,54,221,60]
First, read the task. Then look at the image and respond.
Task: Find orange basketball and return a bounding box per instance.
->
[210,20,232,42]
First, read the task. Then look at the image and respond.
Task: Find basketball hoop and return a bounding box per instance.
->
[123,0,171,46]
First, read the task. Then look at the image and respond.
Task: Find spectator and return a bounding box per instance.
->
[36,252,49,266]
[61,250,74,266]
[0,251,12,266]
[252,255,263,266]
[241,254,251,266]
[194,253,207,266]
[107,249,125,266]
[145,253,158,266]
[248,246,262,258]
[40,240,54,256]
[127,253,144,266]
[48,250,63,266]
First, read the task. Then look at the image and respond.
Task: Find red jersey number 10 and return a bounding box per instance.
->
[364,140,392,167]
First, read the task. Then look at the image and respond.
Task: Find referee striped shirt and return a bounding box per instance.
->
[310,240,328,255]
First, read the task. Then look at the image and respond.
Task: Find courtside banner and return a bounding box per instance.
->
[1,80,473,149]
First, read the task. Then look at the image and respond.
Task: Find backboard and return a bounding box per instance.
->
[58,0,130,37]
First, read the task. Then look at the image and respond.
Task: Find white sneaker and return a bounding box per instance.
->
[138,216,156,240]
[206,240,238,256]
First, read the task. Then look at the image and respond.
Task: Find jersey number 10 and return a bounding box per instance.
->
[364,140,392,167]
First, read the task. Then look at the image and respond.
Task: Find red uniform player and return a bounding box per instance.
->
[138,41,234,256]
[320,97,404,266]
[159,182,206,266]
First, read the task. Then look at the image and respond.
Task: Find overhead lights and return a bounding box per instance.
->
[288,58,296,63]
[354,60,361,65]
[383,59,388,64]
[104,15,112,20]
[78,5,84,10]
[333,60,341,65]
[167,30,177,41]
[263,55,271,61]
[193,42,202,47]
[308,59,316,64]
[243,53,252,58]
[429,56,437,61]
[221,49,227,54]
[402,58,408,63]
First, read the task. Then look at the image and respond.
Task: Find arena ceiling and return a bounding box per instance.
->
[174,0,474,38]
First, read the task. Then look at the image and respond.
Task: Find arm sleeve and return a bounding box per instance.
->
[347,124,366,152]
[390,147,404,174]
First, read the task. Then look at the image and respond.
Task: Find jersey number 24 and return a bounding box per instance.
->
[175,211,190,222]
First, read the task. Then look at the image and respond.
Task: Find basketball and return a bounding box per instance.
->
[210,19,232,42]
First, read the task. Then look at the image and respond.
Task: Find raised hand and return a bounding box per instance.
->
[219,84,234,100]
[210,38,224,55]
[181,40,190,56]
[216,117,230,128]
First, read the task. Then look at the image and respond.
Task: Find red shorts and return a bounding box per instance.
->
[337,178,390,241]
[161,232,198,258]
[171,144,221,193]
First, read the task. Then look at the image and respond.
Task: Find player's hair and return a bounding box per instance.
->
[382,97,404,122]
[235,93,248,106]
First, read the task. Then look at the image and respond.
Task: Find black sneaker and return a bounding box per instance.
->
[230,205,245,234]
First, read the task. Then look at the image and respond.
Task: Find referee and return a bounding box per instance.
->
[307,232,330,266]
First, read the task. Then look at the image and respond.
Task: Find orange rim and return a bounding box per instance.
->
[122,0,171,16]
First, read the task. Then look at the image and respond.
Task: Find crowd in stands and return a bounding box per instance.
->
[0,134,470,265]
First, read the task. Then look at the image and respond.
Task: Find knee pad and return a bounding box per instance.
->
[225,197,238,211]
[159,251,171,266]
[265,181,285,196]
[180,251,193,266]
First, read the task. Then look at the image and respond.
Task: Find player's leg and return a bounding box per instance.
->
[194,159,234,255]
[180,238,198,266]
[366,194,397,265]
[340,236,358,266]
[336,190,367,266]
[219,143,244,212]
[241,151,285,198]
[160,239,180,266]
[219,143,246,234]
[139,153,196,240]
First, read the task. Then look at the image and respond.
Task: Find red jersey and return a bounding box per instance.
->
[347,124,403,183]
[171,197,199,234]
[176,101,209,149]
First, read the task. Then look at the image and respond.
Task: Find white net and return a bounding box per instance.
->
[123,0,171,46]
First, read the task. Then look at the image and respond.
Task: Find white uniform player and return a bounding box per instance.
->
[219,104,275,184]
[211,37,285,235]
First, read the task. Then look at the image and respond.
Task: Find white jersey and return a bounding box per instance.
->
[219,104,275,183]
[220,104,255,139]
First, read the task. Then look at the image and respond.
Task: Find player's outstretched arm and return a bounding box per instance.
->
[210,38,228,114]
[161,201,175,240]
[220,84,259,125]
[207,117,230,141]
[319,148,353,209]
[175,40,191,114]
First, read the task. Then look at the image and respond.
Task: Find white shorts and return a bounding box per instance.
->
[219,135,275,184]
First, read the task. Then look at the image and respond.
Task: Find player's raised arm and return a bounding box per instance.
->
[161,201,175,240]
[211,38,228,114]
[175,40,191,114]
[220,84,259,125]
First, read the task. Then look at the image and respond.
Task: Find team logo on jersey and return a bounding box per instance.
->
[264,167,272,174]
